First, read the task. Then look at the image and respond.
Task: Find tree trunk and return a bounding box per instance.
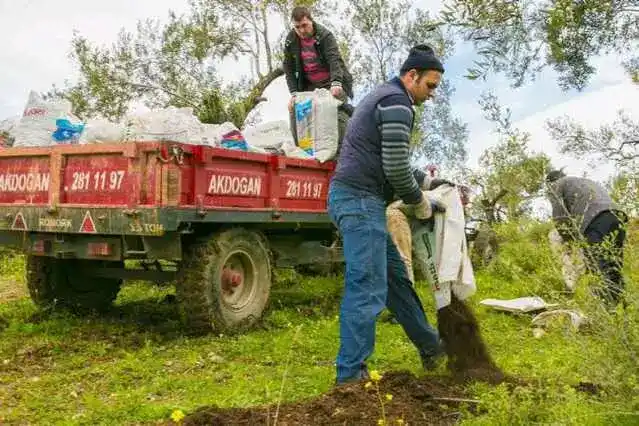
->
[251,8,263,77]
[260,1,273,73]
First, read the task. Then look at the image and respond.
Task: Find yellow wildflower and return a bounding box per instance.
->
[396,419,405,425]
[170,409,185,423]
[365,381,373,389]
[385,393,393,401]
[377,419,386,426]
[370,370,383,382]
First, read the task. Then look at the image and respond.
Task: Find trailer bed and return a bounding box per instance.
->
[0,141,335,236]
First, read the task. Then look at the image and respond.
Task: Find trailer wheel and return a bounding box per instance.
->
[26,256,123,312]
[178,228,272,333]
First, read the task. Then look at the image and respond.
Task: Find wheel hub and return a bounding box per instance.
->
[220,250,256,310]
[222,268,243,291]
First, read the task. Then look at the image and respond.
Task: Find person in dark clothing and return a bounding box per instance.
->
[282,6,353,146]
[546,170,628,307]
[328,44,446,385]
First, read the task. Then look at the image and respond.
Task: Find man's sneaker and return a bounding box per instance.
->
[421,341,446,371]
[335,364,370,386]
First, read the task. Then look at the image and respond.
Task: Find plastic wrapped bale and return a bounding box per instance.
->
[80,119,126,144]
[293,88,342,162]
[121,107,205,144]
[242,120,295,153]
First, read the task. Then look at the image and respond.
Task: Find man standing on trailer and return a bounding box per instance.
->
[328,45,446,384]
[282,6,353,145]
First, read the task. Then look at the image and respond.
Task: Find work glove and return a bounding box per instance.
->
[392,196,446,220]
[419,176,432,191]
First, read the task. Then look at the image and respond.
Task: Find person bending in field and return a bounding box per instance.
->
[546,169,628,307]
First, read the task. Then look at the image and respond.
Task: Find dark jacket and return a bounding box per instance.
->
[283,22,353,98]
[548,176,623,237]
[332,77,423,205]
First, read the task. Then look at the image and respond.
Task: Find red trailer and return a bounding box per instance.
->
[0,141,342,332]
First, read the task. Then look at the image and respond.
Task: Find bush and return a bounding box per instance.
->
[485,220,566,299]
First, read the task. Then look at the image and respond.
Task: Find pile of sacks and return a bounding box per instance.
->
[1,89,341,163]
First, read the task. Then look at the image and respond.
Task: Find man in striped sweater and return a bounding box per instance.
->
[328,45,446,384]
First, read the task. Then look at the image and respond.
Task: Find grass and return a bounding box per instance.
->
[0,221,638,425]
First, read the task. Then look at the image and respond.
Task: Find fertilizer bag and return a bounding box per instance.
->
[294,88,341,162]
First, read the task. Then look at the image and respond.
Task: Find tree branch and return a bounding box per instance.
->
[125,81,202,110]
[242,67,285,109]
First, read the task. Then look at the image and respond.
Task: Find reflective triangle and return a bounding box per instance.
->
[11,212,27,230]
[79,211,96,233]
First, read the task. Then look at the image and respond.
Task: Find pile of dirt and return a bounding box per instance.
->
[176,297,510,425]
[180,371,473,425]
[437,294,507,385]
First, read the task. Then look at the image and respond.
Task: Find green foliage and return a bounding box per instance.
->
[608,172,639,217]
[0,221,638,424]
[46,11,240,122]
[475,137,550,221]
[337,0,468,173]
[344,0,450,89]
[469,93,551,223]
[439,0,639,90]
[485,221,565,297]
[0,250,23,283]
[45,2,293,127]
[414,78,469,174]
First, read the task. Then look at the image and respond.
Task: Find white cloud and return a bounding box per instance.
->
[0,0,190,117]
[467,80,639,181]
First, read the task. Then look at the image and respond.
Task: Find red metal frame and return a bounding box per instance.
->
[0,141,335,214]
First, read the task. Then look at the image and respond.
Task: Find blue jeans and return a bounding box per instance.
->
[328,181,440,383]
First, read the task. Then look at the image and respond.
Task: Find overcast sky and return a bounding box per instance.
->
[1,0,637,184]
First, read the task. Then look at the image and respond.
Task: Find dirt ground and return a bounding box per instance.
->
[0,279,26,303]
[176,296,512,426]
[179,371,476,425]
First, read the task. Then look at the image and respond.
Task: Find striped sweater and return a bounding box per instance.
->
[332,77,425,204]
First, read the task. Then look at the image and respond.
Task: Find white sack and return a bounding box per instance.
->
[243,120,294,151]
[13,91,78,147]
[480,296,559,313]
[122,107,204,144]
[294,88,341,162]
[80,118,125,144]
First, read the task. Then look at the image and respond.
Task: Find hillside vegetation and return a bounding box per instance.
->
[0,220,637,425]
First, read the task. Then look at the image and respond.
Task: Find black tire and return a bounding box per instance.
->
[26,255,56,307]
[177,228,272,333]
[26,256,123,312]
